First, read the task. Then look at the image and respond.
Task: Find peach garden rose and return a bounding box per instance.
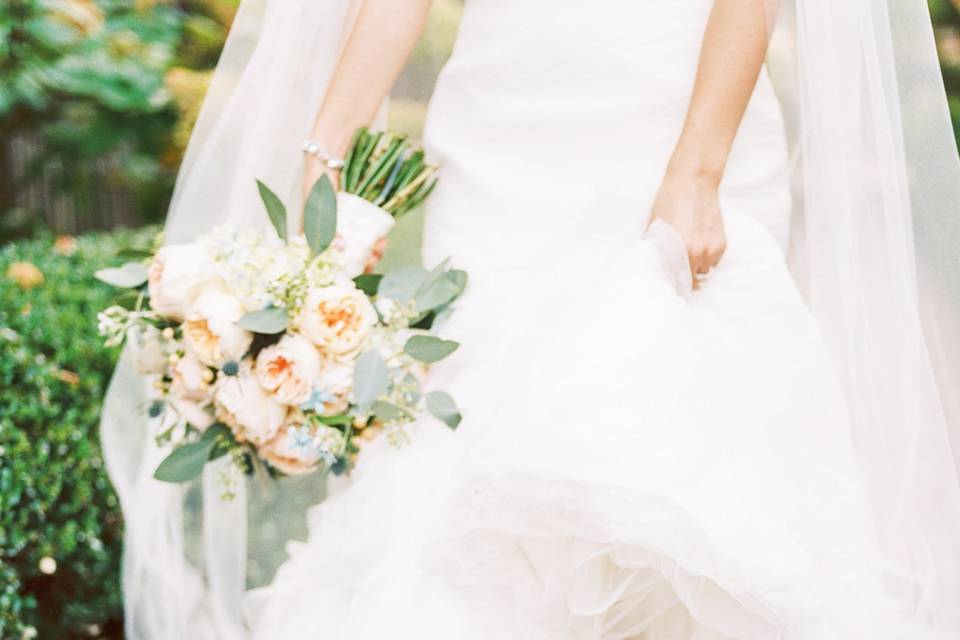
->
[182,291,254,367]
[298,283,377,356]
[255,334,323,406]
[215,362,287,445]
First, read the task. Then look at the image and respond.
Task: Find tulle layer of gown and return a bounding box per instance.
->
[247,1,944,637]
[247,212,940,639]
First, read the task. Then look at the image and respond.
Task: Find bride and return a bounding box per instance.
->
[102,0,960,638]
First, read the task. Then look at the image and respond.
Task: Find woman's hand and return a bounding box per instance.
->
[645,0,772,288]
[648,171,727,288]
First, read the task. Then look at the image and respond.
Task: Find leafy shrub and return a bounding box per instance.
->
[0,227,157,639]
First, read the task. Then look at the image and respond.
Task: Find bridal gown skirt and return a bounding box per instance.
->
[248,2,942,638]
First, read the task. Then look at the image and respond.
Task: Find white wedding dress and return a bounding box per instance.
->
[246,2,947,638]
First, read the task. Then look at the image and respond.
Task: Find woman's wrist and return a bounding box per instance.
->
[665,143,724,188]
[666,119,733,188]
[308,113,357,159]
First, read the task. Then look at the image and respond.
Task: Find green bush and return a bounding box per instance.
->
[0,227,156,639]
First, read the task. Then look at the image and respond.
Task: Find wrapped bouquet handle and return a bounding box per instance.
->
[334,193,396,277]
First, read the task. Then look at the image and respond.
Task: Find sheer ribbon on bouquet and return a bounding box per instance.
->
[100,0,960,637]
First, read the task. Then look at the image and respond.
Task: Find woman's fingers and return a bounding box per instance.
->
[687,235,727,288]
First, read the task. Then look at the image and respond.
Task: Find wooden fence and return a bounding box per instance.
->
[1,132,142,236]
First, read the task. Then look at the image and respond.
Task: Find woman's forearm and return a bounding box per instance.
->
[668,0,773,184]
[310,0,434,156]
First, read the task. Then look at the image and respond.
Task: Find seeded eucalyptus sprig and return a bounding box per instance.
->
[342,127,439,218]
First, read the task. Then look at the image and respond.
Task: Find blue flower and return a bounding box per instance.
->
[286,425,316,453]
[300,387,338,414]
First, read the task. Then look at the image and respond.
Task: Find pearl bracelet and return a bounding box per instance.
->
[301,139,346,171]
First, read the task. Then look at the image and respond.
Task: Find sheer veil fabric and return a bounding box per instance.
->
[100,1,364,637]
[772,0,960,626]
[99,0,960,637]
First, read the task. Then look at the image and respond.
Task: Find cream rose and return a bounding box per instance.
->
[298,284,376,356]
[147,243,225,320]
[255,334,323,406]
[260,420,343,476]
[214,363,287,445]
[318,358,354,415]
[298,357,354,416]
[182,291,254,367]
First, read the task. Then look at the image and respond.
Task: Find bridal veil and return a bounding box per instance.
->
[100,0,960,636]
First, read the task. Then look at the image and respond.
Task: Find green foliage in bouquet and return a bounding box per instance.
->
[0,227,158,639]
[342,128,440,217]
[97,142,462,489]
[146,175,462,484]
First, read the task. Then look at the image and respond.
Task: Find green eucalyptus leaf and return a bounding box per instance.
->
[412,259,451,311]
[257,179,288,241]
[353,350,389,410]
[152,425,227,483]
[94,262,149,288]
[415,276,462,313]
[404,335,459,363]
[238,307,289,334]
[206,424,234,461]
[432,305,456,328]
[426,391,462,430]
[445,269,468,294]
[371,400,413,423]
[304,174,338,255]
[415,258,450,293]
[378,266,428,302]
[353,273,383,297]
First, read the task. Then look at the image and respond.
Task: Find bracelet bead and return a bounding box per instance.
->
[301,139,346,171]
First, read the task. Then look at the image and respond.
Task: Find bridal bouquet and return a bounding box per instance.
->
[97,131,464,490]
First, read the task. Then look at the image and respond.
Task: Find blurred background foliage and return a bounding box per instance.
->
[0,1,958,638]
[0,0,241,243]
[0,0,462,244]
[2,0,957,244]
[932,0,960,138]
